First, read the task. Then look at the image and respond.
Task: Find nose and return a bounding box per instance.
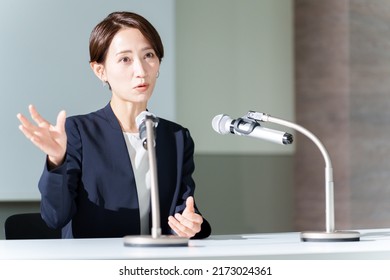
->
[133,57,146,78]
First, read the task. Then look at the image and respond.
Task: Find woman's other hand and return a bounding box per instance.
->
[17,104,67,168]
[168,196,203,238]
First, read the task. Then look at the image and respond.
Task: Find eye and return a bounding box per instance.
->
[119,56,132,63]
[145,52,156,59]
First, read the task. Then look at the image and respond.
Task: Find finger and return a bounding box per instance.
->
[168,216,184,236]
[168,216,180,235]
[168,216,194,238]
[175,212,202,229]
[174,214,194,232]
[185,196,195,213]
[54,110,66,132]
[169,215,197,238]
[16,113,26,123]
[17,113,40,140]
[29,104,49,127]
[18,124,35,140]
[18,124,45,149]
[17,113,36,130]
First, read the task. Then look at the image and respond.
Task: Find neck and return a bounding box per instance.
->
[109,100,147,133]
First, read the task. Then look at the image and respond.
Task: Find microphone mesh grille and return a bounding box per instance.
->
[212,114,230,134]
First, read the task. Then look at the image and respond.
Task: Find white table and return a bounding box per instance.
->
[1,228,390,259]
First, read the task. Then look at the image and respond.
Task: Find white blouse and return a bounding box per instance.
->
[123,132,151,235]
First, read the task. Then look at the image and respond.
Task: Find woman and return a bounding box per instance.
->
[16,11,211,239]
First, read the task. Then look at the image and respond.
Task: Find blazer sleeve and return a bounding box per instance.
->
[38,117,81,229]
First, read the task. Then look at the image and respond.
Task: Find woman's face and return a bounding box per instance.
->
[102,28,160,105]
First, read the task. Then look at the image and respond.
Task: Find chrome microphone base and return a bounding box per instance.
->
[300,230,360,242]
[123,235,189,247]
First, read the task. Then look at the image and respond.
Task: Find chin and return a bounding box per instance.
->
[129,95,151,103]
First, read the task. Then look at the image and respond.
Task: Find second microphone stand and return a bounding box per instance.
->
[246,111,360,242]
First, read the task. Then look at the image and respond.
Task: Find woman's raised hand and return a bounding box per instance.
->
[17,104,67,167]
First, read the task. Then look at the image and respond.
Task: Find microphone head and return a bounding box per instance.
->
[212,114,232,134]
[136,111,158,128]
[136,111,150,128]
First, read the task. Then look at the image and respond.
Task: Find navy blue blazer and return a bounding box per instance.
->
[38,104,211,239]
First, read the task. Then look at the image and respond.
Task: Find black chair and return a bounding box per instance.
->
[4,213,61,239]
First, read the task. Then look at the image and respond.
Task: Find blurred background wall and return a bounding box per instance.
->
[294,0,390,231]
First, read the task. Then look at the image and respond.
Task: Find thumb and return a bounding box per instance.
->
[185,196,195,213]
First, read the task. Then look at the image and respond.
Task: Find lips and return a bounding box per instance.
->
[134,83,149,92]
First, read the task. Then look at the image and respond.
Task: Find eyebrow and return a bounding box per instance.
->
[115,46,154,56]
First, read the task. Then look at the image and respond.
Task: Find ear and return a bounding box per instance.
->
[90,62,106,82]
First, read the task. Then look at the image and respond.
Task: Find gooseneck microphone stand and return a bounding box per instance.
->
[123,115,189,246]
[246,111,360,242]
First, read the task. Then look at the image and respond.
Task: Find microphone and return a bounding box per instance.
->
[136,111,159,149]
[125,110,189,246]
[211,111,360,242]
[212,114,293,145]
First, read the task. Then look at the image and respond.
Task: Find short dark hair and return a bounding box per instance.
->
[89,11,164,64]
